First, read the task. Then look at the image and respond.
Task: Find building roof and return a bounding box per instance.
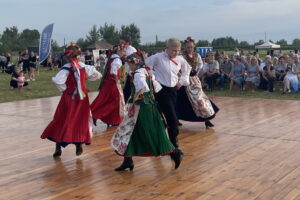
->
[87,40,113,50]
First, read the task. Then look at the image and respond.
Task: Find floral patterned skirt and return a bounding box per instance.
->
[176,85,219,122]
[111,103,174,157]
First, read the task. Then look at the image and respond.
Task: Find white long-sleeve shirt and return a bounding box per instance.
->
[110,54,123,75]
[125,45,137,73]
[133,68,162,94]
[145,51,192,87]
[52,62,102,92]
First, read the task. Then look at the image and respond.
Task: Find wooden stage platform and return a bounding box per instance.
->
[1,94,300,200]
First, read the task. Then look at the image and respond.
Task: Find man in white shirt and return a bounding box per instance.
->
[146,38,191,168]
[120,36,137,102]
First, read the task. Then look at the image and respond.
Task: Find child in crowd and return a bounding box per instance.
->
[17,71,25,88]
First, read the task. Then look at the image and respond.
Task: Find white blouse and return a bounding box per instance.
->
[133,68,162,94]
[110,54,123,75]
[52,62,102,92]
[145,51,191,87]
[125,45,137,73]
[195,53,204,71]
[186,53,203,71]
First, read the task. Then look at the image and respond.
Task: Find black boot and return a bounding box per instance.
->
[115,157,134,171]
[205,121,214,129]
[76,144,83,156]
[53,143,62,157]
[170,148,184,169]
[93,118,97,126]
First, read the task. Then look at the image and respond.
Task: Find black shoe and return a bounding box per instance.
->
[53,143,62,157]
[170,149,183,169]
[76,144,83,156]
[178,121,183,126]
[205,121,214,129]
[93,118,97,126]
[115,157,134,171]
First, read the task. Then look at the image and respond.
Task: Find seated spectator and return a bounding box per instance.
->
[246,54,252,64]
[273,56,279,66]
[255,53,262,65]
[215,50,220,60]
[283,57,298,93]
[199,56,208,86]
[204,52,220,91]
[260,61,276,92]
[260,55,272,72]
[10,67,29,89]
[220,55,233,89]
[245,57,260,92]
[241,56,249,69]
[274,56,287,81]
[17,71,25,88]
[217,56,223,66]
[293,54,300,88]
[230,57,245,91]
[229,55,235,64]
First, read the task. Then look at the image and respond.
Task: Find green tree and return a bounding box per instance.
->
[0,26,19,51]
[86,25,101,46]
[18,29,40,49]
[76,37,89,50]
[211,36,238,48]
[120,23,141,47]
[239,41,250,47]
[276,39,288,46]
[292,38,300,46]
[51,40,62,52]
[254,40,265,46]
[196,40,210,47]
[99,23,119,45]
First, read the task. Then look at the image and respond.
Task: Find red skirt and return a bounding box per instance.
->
[91,79,123,125]
[41,93,92,147]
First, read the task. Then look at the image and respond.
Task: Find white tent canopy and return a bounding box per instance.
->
[255,41,281,49]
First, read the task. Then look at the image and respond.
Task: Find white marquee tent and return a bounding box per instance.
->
[255,41,281,49]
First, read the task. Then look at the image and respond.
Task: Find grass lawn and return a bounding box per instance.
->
[0,67,100,103]
[0,66,299,103]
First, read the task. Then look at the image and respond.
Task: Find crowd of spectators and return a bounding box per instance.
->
[199,49,300,94]
[2,46,300,94]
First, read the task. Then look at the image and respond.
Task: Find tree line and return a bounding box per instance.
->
[1,24,300,53]
[77,23,141,50]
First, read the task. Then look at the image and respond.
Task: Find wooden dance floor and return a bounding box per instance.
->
[1,94,300,200]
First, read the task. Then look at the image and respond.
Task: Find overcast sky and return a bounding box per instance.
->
[1,0,300,45]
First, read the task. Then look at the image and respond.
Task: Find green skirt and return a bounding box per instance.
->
[124,104,174,157]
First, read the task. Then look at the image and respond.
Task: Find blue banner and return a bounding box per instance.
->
[39,23,54,64]
[196,47,213,57]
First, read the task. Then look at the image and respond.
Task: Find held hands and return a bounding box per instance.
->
[176,82,182,90]
[128,105,135,117]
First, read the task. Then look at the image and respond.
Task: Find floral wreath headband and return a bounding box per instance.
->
[184,36,195,44]
[125,50,146,67]
[64,43,82,57]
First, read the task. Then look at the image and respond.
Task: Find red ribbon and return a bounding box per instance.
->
[70,58,81,69]
[169,57,178,66]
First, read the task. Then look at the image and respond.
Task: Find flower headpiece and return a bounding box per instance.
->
[184,36,195,44]
[64,43,81,58]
